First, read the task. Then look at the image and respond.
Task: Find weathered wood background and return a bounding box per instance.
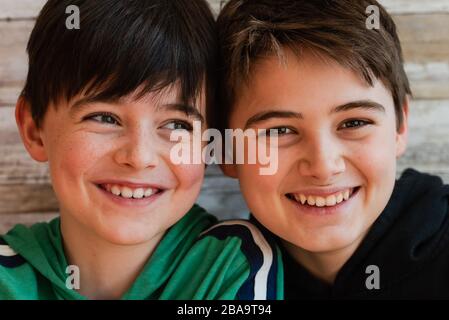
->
[1,0,449,234]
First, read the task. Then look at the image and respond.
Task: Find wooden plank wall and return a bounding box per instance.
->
[0,0,448,233]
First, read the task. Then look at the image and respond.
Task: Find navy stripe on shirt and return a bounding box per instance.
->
[0,237,26,268]
[200,221,278,300]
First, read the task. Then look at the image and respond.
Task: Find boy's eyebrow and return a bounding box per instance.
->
[331,100,386,114]
[244,100,386,128]
[245,111,303,129]
[70,98,204,123]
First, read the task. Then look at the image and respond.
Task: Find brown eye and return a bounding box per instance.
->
[86,113,119,125]
[266,127,294,136]
[340,119,371,129]
[161,120,193,131]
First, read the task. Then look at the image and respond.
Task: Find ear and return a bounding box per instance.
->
[15,97,48,162]
[396,97,409,158]
[219,163,238,179]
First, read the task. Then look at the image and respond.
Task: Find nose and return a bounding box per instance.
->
[114,126,159,170]
[298,132,345,182]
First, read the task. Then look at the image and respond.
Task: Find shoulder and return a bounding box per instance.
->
[199,219,277,261]
[0,237,26,269]
[196,220,282,299]
[0,237,41,299]
[173,204,218,234]
[161,219,282,299]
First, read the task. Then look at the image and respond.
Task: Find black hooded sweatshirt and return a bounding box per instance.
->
[281,169,449,299]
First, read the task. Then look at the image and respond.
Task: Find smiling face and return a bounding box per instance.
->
[19,85,206,246]
[223,50,408,255]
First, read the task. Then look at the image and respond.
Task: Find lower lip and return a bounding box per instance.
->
[286,187,361,217]
[96,185,165,208]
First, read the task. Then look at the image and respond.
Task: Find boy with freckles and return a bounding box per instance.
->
[0,0,222,299]
[167,0,449,299]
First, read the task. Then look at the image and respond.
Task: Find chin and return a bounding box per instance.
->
[288,228,363,254]
[98,223,159,246]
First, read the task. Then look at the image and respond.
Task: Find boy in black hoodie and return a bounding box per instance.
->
[193,0,449,299]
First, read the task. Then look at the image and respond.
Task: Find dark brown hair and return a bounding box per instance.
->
[23,0,217,127]
[215,0,411,132]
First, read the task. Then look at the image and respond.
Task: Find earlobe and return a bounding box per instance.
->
[219,163,238,179]
[15,97,48,162]
[396,97,409,158]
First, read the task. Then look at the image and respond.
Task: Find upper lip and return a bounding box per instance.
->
[93,180,167,190]
[287,186,359,197]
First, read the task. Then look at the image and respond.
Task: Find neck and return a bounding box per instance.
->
[282,235,365,284]
[60,213,163,300]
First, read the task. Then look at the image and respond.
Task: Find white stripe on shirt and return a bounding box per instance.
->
[201,220,273,300]
[0,244,18,257]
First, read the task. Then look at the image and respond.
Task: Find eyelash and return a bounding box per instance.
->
[83,113,193,132]
[339,119,373,130]
[161,120,194,131]
[266,127,295,136]
[264,119,372,136]
[84,112,120,125]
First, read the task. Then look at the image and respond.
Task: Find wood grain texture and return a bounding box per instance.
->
[379,0,449,14]
[0,212,58,234]
[395,15,449,43]
[0,20,32,107]
[394,14,449,64]
[0,0,46,20]
[0,184,58,214]
[406,62,449,99]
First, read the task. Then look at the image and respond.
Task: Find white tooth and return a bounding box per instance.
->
[336,193,344,204]
[307,195,315,206]
[111,185,121,196]
[343,189,350,201]
[300,194,307,205]
[133,188,144,199]
[315,196,326,207]
[326,195,337,206]
[144,188,154,197]
[121,187,133,198]
[294,194,304,204]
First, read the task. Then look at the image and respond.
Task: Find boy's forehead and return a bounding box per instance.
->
[247,49,355,85]
[234,50,394,117]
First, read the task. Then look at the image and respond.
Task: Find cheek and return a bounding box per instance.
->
[239,166,272,194]
[347,130,398,215]
[350,128,398,176]
[170,163,205,189]
[48,133,110,183]
[237,150,292,203]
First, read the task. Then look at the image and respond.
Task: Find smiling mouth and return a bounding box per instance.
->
[97,184,163,200]
[286,186,361,208]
